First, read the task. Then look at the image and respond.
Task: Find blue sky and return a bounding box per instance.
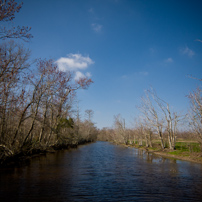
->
[14,0,202,128]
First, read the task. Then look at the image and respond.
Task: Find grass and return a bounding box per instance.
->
[168,150,185,155]
[131,139,202,163]
[168,141,201,156]
[132,139,201,154]
[148,147,158,151]
[175,142,201,152]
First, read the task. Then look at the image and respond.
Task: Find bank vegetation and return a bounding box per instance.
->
[98,86,202,164]
[0,0,98,165]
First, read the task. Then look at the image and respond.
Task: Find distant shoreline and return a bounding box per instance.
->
[121,143,202,164]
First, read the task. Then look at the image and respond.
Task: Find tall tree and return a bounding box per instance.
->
[138,88,181,150]
[113,114,126,144]
[188,87,202,145]
[138,89,165,149]
[0,41,30,143]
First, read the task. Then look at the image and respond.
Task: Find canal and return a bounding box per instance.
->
[0,141,202,201]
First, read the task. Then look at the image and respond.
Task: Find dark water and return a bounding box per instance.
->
[1,141,202,202]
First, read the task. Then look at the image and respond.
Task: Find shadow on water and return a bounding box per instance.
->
[1,141,202,202]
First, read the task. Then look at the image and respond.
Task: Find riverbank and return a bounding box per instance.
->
[0,141,93,167]
[126,144,202,164]
[1,141,202,202]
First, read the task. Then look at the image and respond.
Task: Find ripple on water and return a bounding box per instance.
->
[0,141,202,202]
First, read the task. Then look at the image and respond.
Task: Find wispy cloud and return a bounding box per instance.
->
[91,23,103,33]
[74,71,92,81]
[88,8,94,14]
[56,53,94,71]
[165,57,173,63]
[138,71,149,76]
[180,46,195,57]
[121,75,128,79]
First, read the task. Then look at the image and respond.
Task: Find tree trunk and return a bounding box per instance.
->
[11,102,32,146]
[158,130,164,149]
[39,101,48,143]
[149,131,152,147]
[21,94,42,147]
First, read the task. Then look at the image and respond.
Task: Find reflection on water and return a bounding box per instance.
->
[0,141,202,202]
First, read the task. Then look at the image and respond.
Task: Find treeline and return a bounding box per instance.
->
[0,0,98,164]
[98,86,202,151]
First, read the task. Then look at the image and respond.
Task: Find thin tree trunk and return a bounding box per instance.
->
[168,131,173,149]
[21,94,42,147]
[11,102,32,146]
[158,130,164,149]
[149,131,152,147]
[39,101,48,143]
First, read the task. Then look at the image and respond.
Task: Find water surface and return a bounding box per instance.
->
[1,141,202,201]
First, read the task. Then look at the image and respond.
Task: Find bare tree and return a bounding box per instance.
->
[0,41,30,145]
[148,88,182,150]
[138,88,182,150]
[138,90,165,149]
[0,0,33,41]
[0,1,96,162]
[188,87,202,145]
[113,114,127,144]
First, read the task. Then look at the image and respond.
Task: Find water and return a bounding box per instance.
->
[1,141,202,201]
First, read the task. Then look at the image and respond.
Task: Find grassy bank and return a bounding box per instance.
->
[127,140,202,164]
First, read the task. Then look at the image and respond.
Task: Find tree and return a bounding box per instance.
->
[188,87,202,145]
[79,109,96,142]
[113,114,126,144]
[0,0,33,41]
[85,109,94,122]
[0,1,95,161]
[9,58,93,149]
[138,88,181,150]
[133,117,153,147]
[148,88,181,150]
[0,0,32,150]
[0,41,30,144]
[138,89,165,149]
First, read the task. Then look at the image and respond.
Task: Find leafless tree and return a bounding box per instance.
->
[0,41,30,145]
[188,87,202,145]
[149,88,182,150]
[113,114,127,144]
[0,0,33,41]
[0,1,95,162]
[138,90,165,149]
[138,88,182,150]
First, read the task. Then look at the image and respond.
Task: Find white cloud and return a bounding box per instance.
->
[85,72,92,77]
[74,71,92,81]
[181,46,195,57]
[91,23,103,32]
[165,57,173,63]
[56,53,94,72]
[74,71,85,81]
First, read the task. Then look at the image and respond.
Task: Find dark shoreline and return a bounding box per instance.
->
[0,141,93,167]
